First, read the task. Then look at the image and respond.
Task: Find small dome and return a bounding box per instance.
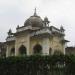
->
[60,25,65,32]
[24,16,43,27]
[44,17,48,21]
[44,17,50,23]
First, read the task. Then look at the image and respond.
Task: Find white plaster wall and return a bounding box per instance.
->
[15,33,30,56]
[6,33,65,56]
[30,37,43,55]
[30,37,51,55]
[42,38,50,55]
[6,42,15,57]
[51,36,65,54]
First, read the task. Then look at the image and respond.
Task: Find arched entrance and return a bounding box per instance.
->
[49,48,52,55]
[33,44,42,54]
[19,45,27,56]
[10,48,15,56]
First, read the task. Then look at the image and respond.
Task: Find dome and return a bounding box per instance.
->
[24,16,43,27]
[24,8,43,27]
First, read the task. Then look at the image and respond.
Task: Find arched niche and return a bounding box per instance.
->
[49,48,52,55]
[19,45,27,56]
[10,47,15,56]
[33,44,42,54]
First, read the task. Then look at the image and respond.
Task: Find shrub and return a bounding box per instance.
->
[0,55,75,75]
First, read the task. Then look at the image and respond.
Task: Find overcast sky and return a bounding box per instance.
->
[0,0,75,46]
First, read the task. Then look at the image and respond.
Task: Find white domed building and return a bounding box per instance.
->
[6,9,69,57]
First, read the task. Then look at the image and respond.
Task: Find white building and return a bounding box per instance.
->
[6,9,68,57]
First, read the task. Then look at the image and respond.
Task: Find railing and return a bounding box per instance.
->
[6,36,15,42]
[31,28,51,36]
[52,28,64,35]
[17,26,32,32]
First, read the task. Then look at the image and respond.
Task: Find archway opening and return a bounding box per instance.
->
[19,45,27,56]
[10,48,15,56]
[49,48,52,55]
[33,44,42,54]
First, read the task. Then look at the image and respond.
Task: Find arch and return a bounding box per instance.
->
[19,45,27,56]
[49,48,52,55]
[33,44,42,54]
[10,47,15,56]
[54,50,63,55]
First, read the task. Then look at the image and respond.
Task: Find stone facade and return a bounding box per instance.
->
[65,47,75,55]
[6,9,68,57]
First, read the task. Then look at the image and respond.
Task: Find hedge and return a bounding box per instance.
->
[0,55,75,75]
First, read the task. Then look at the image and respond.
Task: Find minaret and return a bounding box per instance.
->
[8,29,12,37]
[44,17,50,27]
[60,25,65,32]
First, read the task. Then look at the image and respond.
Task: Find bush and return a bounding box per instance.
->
[0,55,75,75]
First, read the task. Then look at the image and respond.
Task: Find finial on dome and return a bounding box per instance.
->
[34,8,37,16]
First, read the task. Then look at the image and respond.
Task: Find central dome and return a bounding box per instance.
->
[24,9,43,27]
